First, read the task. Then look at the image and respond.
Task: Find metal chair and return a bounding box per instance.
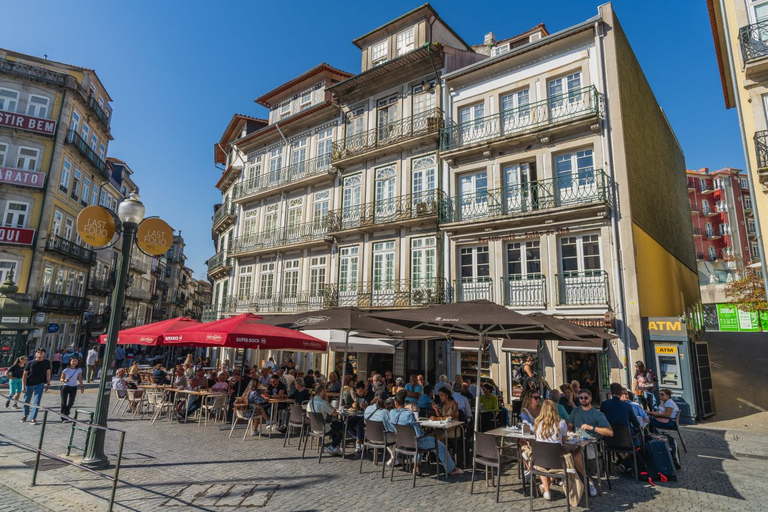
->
[360,420,396,478]
[529,440,573,511]
[111,389,128,415]
[653,419,687,453]
[470,431,517,503]
[302,412,328,463]
[391,424,440,488]
[283,403,308,449]
[605,425,639,480]
[510,399,523,426]
[148,391,174,424]
[199,394,226,427]
[229,406,261,441]
[125,389,147,419]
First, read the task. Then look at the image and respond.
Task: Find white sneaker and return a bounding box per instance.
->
[325,446,336,455]
[355,444,363,453]
[524,470,531,483]
[589,481,598,497]
[542,492,552,501]
[386,457,402,467]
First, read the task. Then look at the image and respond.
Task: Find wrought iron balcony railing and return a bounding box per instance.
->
[206,250,232,274]
[66,130,109,179]
[441,171,608,224]
[740,20,768,62]
[212,202,236,229]
[453,278,493,303]
[555,270,609,306]
[326,190,445,233]
[230,220,329,255]
[130,259,149,274]
[441,86,600,152]
[126,287,151,301]
[201,307,218,322]
[46,235,96,264]
[87,277,113,294]
[501,275,546,307]
[34,291,90,312]
[332,108,443,162]
[233,154,335,201]
[755,131,768,173]
[87,95,111,130]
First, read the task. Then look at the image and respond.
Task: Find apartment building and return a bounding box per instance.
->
[205,4,700,404]
[708,0,768,278]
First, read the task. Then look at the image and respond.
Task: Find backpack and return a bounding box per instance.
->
[512,365,525,385]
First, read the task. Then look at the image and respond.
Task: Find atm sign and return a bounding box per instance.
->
[655,346,678,355]
[646,316,688,341]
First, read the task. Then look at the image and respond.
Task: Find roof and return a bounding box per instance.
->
[215,114,269,165]
[352,3,472,51]
[255,63,352,107]
[706,0,733,109]
[233,101,334,147]
[487,23,549,48]
[443,15,600,81]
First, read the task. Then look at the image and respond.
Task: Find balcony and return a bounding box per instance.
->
[693,228,702,237]
[87,314,109,331]
[66,130,109,179]
[701,207,716,217]
[739,20,768,77]
[230,220,330,256]
[201,306,219,322]
[441,87,600,154]
[326,190,445,236]
[748,227,757,238]
[35,291,90,312]
[555,270,609,306]
[233,154,335,203]
[87,277,113,295]
[704,231,720,240]
[152,308,166,321]
[126,287,151,301]
[754,131,768,184]
[454,278,493,303]
[46,235,96,265]
[699,182,714,194]
[501,275,546,307]
[696,253,705,260]
[687,179,696,191]
[212,202,236,232]
[87,95,111,132]
[129,258,149,274]
[331,108,443,168]
[441,171,609,226]
[690,204,700,214]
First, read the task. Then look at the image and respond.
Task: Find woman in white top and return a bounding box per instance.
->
[649,388,679,428]
[533,400,586,501]
[59,356,84,422]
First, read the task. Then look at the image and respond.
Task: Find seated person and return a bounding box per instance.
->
[404,374,423,405]
[233,380,268,436]
[347,382,370,452]
[451,382,472,424]
[648,388,679,429]
[392,377,405,394]
[433,375,451,396]
[548,389,570,421]
[262,374,287,426]
[621,388,649,429]
[210,373,230,392]
[520,390,542,426]
[172,368,188,389]
[567,387,614,476]
[289,377,311,404]
[307,384,344,456]
[326,372,341,393]
[460,382,474,403]
[151,364,169,385]
[418,384,434,412]
[558,384,576,415]
[479,383,500,431]
[600,383,641,471]
[303,370,315,389]
[389,390,463,476]
[364,394,397,463]
[431,388,459,421]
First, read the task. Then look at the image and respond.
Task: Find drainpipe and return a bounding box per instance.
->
[718,0,768,293]
[595,20,632,387]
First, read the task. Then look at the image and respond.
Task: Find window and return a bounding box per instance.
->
[299,90,312,111]
[376,95,398,140]
[745,196,753,209]
[554,149,595,203]
[76,272,85,296]
[16,147,39,170]
[410,237,436,287]
[290,137,307,178]
[72,169,82,200]
[259,260,275,299]
[64,217,74,240]
[91,185,99,206]
[458,170,488,220]
[748,218,756,233]
[397,28,415,55]
[338,246,359,293]
[458,103,485,144]
[411,154,437,207]
[412,82,436,118]
[372,241,396,305]
[26,95,50,118]
[309,256,326,295]
[548,72,582,107]
[282,260,300,300]
[345,108,365,149]
[81,123,89,143]
[752,242,760,259]
[312,190,330,231]
[374,165,396,222]
[286,198,303,241]
[459,246,491,301]
[99,143,106,161]
[51,211,63,236]
[280,101,291,119]
[0,88,19,112]
[268,146,282,185]
[708,245,717,261]
[371,40,388,65]
[54,269,65,294]
[341,174,362,228]
[0,260,17,283]
[0,142,6,166]
[559,234,604,304]
[501,89,531,131]
[90,134,98,152]
[41,265,53,292]
[3,201,29,228]
[507,240,541,277]
[705,222,714,237]
[165,267,171,278]
[70,110,80,132]
[237,265,253,300]
[82,178,90,206]
[65,270,76,295]
[560,234,601,273]
[491,43,511,57]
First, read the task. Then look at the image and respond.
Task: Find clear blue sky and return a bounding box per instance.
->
[5,0,742,278]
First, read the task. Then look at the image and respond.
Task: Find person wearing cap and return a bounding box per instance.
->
[307,384,344,456]
[389,390,463,476]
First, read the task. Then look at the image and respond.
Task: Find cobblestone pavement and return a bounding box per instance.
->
[0,388,766,511]
[0,481,53,511]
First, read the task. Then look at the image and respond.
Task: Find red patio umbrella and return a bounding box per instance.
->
[97,317,202,346]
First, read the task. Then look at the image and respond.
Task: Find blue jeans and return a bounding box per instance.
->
[634,390,656,410]
[417,436,456,473]
[23,383,45,420]
[651,417,676,430]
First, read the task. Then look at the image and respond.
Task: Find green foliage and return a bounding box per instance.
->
[725,269,767,313]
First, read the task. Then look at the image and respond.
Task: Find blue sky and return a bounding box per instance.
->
[5,0,741,278]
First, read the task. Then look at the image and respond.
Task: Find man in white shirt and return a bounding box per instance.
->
[86,346,99,383]
[452,382,472,423]
[307,384,344,455]
[621,388,649,428]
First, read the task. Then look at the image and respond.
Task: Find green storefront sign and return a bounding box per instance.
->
[714,304,768,332]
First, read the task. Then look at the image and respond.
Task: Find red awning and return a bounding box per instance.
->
[98,317,202,346]
[163,313,327,353]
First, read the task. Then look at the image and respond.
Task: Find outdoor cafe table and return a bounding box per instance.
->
[485,426,603,507]
[264,397,295,437]
[418,418,467,469]
[167,389,226,424]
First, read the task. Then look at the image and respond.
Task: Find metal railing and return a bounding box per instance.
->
[555,270,609,306]
[129,259,149,274]
[230,220,328,254]
[66,130,109,178]
[740,19,768,62]
[87,277,113,294]
[441,87,600,151]
[212,202,236,228]
[87,95,111,130]
[206,250,231,273]
[696,253,705,260]
[332,108,444,161]
[34,291,90,311]
[441,171,608,223]
[326,190,445,233]
[501,274,546,307]
[233,154,334,201]
[126,287,151,301]
[453,278,493,302]
[692,228,702,236]
[46,234,96,264]
[755,131,768,171]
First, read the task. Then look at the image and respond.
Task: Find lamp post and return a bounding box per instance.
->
[82,193,145,469]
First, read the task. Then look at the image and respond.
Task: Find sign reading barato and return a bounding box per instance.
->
[0,167,45,188]
[136,218,173,256]
[76,206,116,247]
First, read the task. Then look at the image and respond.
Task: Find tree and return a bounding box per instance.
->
[725,269,767,331]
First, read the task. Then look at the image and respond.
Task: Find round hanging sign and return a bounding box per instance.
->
[136,218,173,256]
[76,206,116,247]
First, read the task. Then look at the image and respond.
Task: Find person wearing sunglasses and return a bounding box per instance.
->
[519,389,543,426]
[567,389,612,497]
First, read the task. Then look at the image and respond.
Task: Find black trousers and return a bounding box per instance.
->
[60,386,78,416]
[52,361,60,375]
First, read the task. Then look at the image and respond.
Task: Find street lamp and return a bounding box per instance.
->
[82,193,145,469]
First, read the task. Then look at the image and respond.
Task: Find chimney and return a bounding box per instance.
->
[484,31,495,46]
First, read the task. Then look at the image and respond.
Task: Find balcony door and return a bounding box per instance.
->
[237,265,253,311]
[267,147,282,187]
[555,149,596,205]
[412,82,436,129]
[503,163,535,214]
[372,241,396,306]
[282,259,300,311]
[548,72,583,120]
[412,154,437,212]
[258,261,275,310]
[290,138,307,180]
[501,89,531,134]
[377,96,399,143]
[345,108,364,152]
[285,199,303,242]
[312,190,330,236]
[458,103,485,146]
[559,234,605,305]
[411,237,437,305]
[506,240,543,306]
[459,245,491,301]
[338,246,359,306]
[316,127,333,169]
[341,174,362,229]
[309,256,327,309]
[458,170,488,220]
[374,165,397,223]
[263,205,280,247]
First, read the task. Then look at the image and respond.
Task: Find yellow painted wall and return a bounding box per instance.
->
[632,224,700,317]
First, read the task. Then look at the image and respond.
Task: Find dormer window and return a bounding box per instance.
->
[300,90,312,111]
[372,40,388,65]
[397,28,415,56]
[491,43,510,57]
[280,101,291,118]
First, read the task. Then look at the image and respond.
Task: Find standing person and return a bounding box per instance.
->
[5,356,27,408]
[522,356,536,391]
[86,345,99,383]
[51,350,62,376]
[59,356,84,422]
[115,346,126,370]
[21,349,51,425]
[634,361,657,411]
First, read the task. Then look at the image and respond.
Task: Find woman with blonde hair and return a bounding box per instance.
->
[533,400,586,502]
[519,389,543,425]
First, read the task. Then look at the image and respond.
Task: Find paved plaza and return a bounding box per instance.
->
[0,388,766,511]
